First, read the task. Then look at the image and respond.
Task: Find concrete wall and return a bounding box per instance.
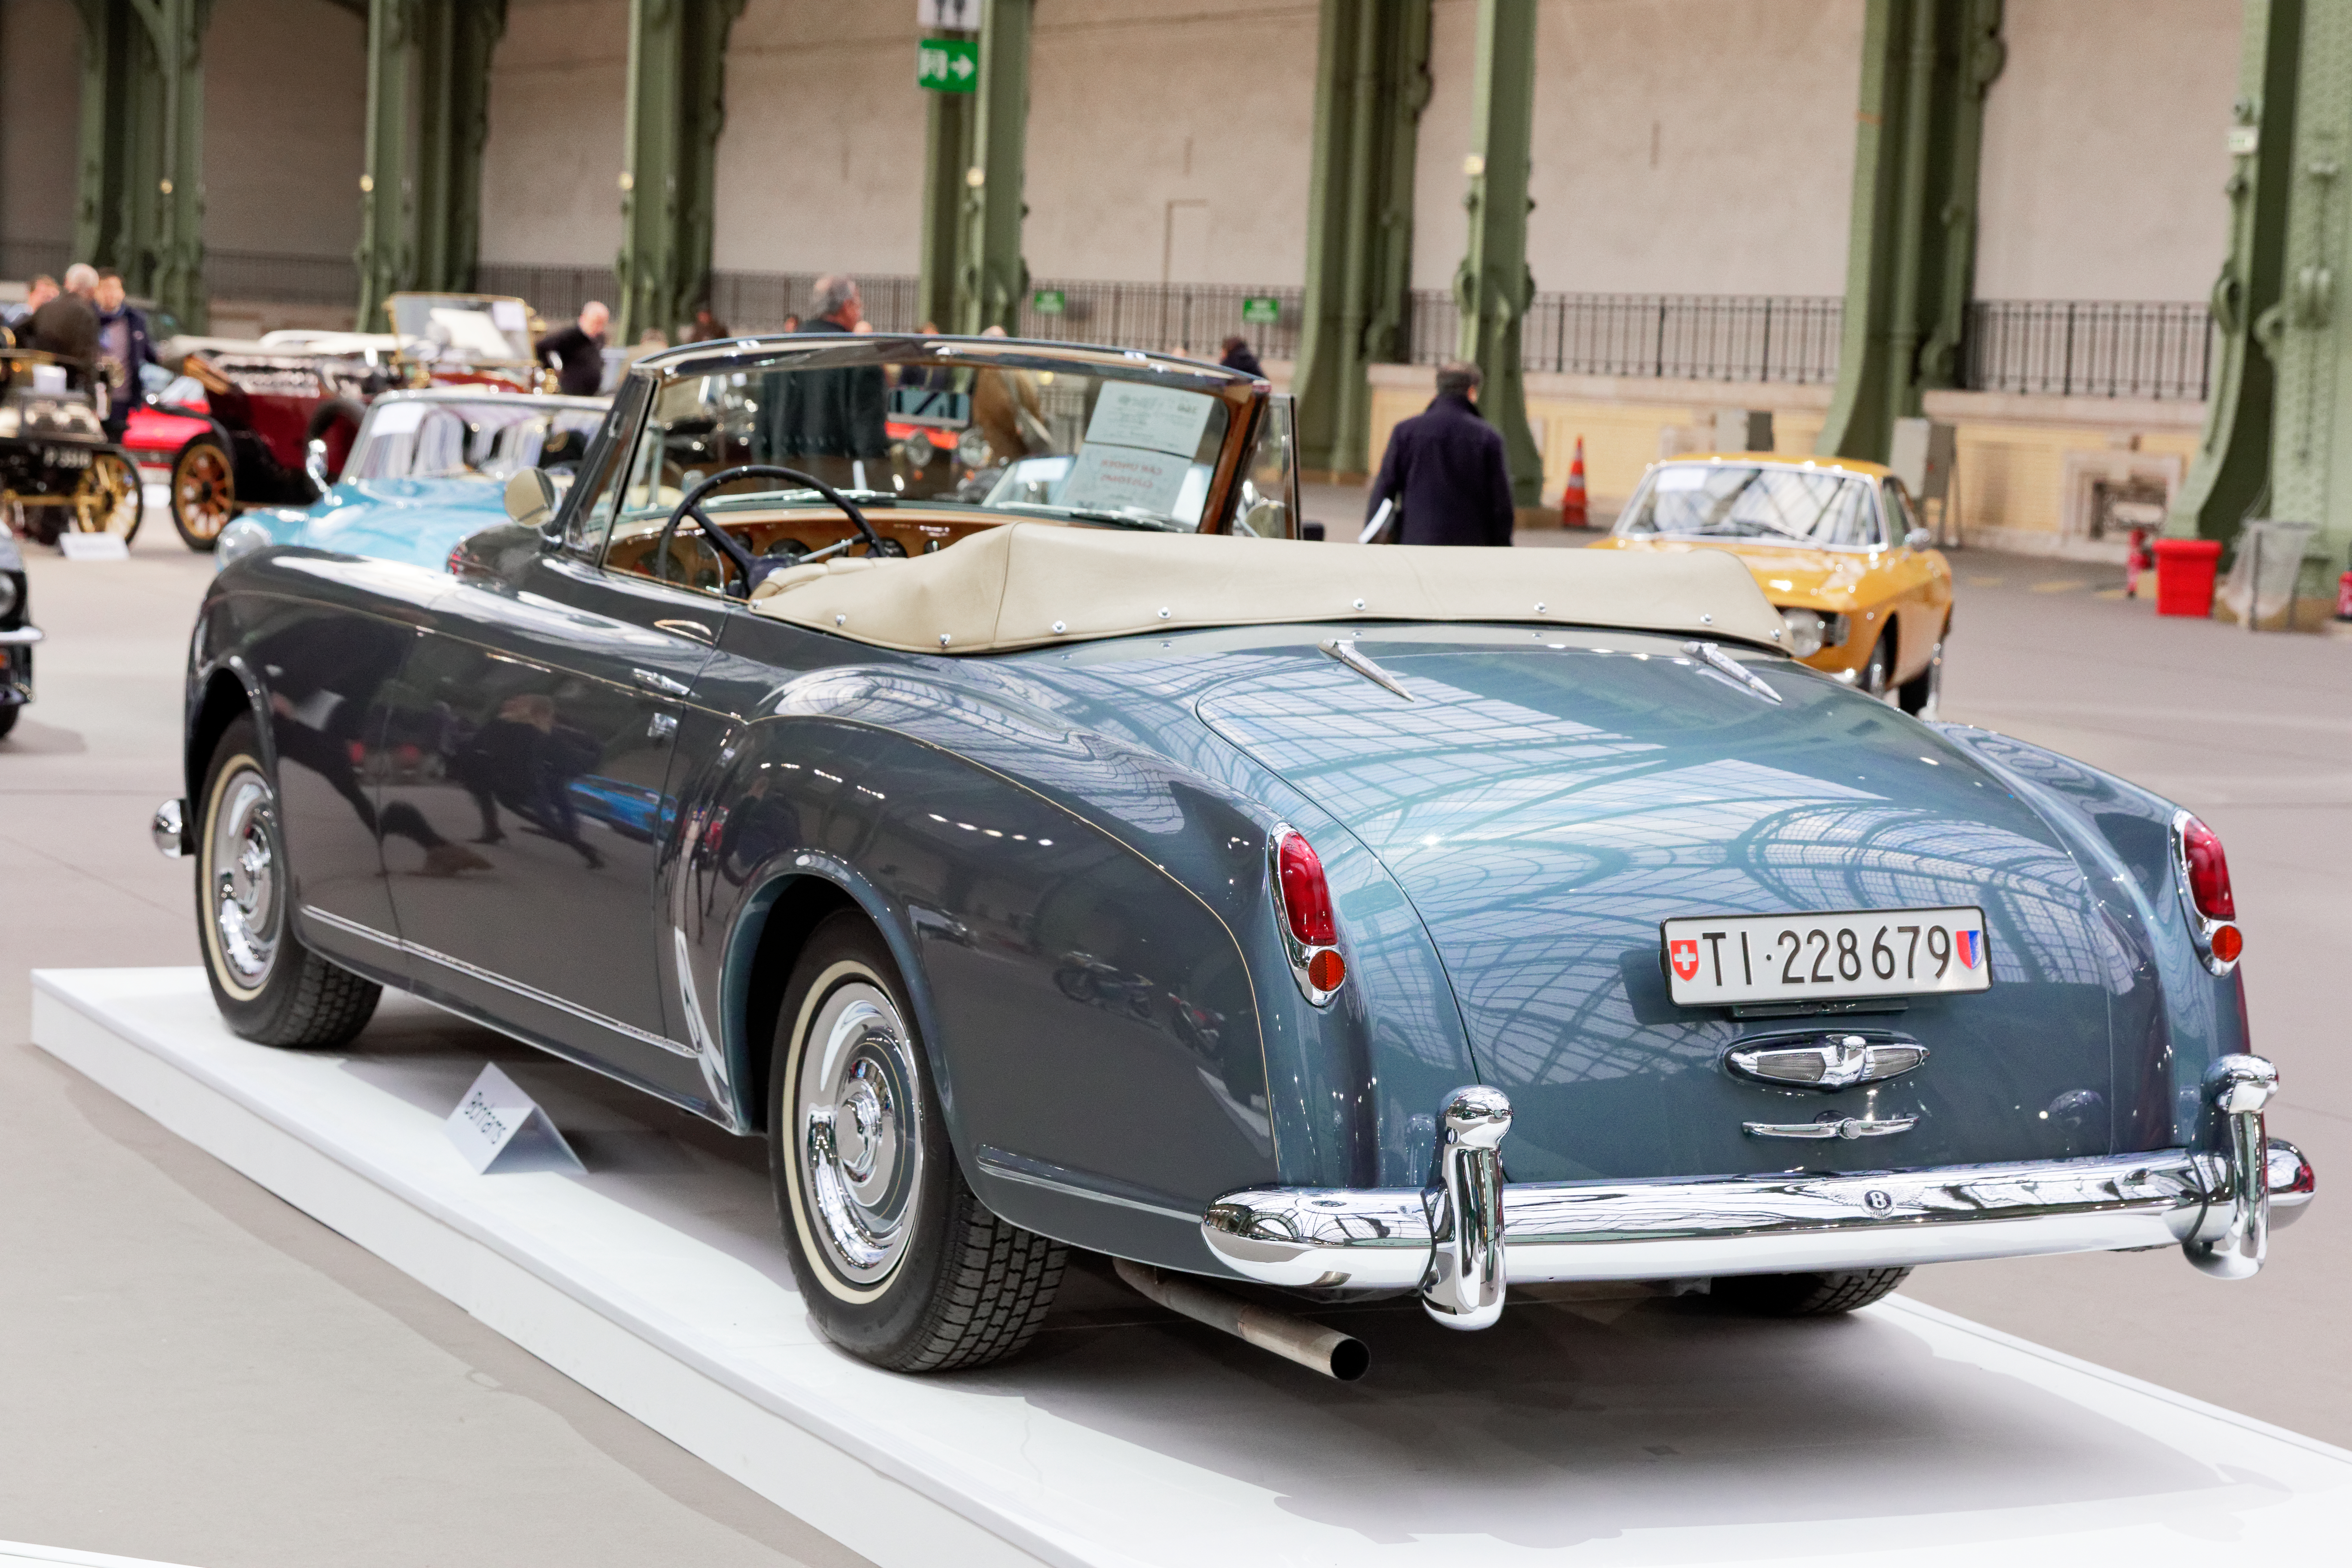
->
[478,0,628,266]
[1023,0,1319,285]
[203,0,366,257]
[1975,0,2240,302]
[712,3,923,277]
[1,0,83,254]
[1413,0,1866,296]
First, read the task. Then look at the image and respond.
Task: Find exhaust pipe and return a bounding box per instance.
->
[1114,1258,1369,1381]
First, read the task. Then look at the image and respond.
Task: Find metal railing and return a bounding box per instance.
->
[475,262,621,325]
[206,248,358,306]
[1406,290,1845,384]
[1962,299,2213,401]
[0,237,72,283]
[1017,279,1304,361]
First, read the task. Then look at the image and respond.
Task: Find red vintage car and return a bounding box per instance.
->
[127,294,553,551]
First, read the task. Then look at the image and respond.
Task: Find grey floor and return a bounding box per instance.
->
[3,510,2346,1565]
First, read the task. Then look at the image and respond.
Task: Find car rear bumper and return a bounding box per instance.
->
[1202,1058,2312,1326]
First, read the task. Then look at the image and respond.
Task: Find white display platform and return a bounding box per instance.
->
[33,968,2352,1568]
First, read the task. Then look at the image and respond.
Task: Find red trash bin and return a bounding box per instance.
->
[2152,537,2224,617]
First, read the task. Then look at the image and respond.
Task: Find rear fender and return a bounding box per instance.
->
[1935,723,2246,1147]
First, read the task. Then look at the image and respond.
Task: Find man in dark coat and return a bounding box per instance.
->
[1363,360,1516,547]
[533,301,609,396]
[93,270,158,437]
[756,275,887,490]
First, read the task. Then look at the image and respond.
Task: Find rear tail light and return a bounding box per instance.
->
[1270,825,1345,1002]
[2173,811,2242,973]
[2179,815,2235,919]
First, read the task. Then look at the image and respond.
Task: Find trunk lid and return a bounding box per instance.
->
[1195,634,2128,1183]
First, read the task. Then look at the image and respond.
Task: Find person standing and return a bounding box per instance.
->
[1361,360,1515,547]
[1219,335,1265,379]
[533,300,608,396]
[756,276,886,488]
[28,263,101,373]
[92,269,157,437]
[3,274,58,337]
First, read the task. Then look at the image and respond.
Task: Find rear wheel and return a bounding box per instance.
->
[71,451,141,541]
[172,436,236,551]
[769,911,1065,1371]
[196,715,381,1046]
[1713,1267,1911,1317]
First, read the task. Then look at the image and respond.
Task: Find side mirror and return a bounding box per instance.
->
[505,467,559,532]
[1905,527,1932,550]
[304,438,331,494]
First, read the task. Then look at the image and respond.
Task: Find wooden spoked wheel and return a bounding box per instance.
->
[171,437,235,551]
[72,452,142,542]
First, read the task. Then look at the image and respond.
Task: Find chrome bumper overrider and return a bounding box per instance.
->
[1202,1056,2314,1327]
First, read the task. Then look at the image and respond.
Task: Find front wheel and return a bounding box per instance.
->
[1897,622,1947,717]
[769,911,1065,1371]
[72,451,142,541]
[196,715,381,1046]
[1713,1267,1911,1317]
[172,436,236,551]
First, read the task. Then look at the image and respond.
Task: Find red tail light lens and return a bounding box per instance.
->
[1277,831,1336,946]
[2180,815,2236,920]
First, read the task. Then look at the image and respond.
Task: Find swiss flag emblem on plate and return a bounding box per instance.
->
[1669,939,1700,981]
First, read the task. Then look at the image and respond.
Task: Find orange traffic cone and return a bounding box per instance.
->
[1561,435,1589,527]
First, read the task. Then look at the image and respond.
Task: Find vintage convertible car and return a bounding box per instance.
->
[154,336,2313,1381]
[0,524,36,738]
[1,346,142,545]
[213,388,608,575]
[1590,454,1954,713]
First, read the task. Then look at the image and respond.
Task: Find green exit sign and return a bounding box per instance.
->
[917,37,977,93]
[1031,289,1066,315]
[1240,296,1280,325]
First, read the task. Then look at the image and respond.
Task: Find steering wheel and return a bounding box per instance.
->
[654,464,889,599]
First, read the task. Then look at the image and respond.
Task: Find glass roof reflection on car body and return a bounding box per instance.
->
[611,336,1247,537]
[1617,462,1884,550]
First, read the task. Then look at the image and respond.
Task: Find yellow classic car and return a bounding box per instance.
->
[1588,453,1953,714]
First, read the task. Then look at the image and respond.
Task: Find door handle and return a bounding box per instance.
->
[647,712,679,744]
[631,667,692,697]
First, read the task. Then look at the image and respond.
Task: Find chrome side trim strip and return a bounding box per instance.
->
[974,1145,1203,1224]
[299,905,697,1058]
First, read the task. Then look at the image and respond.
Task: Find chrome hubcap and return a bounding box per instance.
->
[210,771,280,986]
[797,980,922,1286]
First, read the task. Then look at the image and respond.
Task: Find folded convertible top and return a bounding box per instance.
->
[746,521,1787,655]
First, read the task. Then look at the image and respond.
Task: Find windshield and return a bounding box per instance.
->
[1616,462,1883,549]
[346,400,604,482]
[615,349,1236,534]
[385,295,535,363]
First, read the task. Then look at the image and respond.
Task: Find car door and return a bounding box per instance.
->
[373,399,720,1103]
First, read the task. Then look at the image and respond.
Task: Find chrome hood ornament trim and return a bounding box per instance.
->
[1685,640,1782,704]
[1727,1032,1927,1090]
[1744,1113,1918,1140]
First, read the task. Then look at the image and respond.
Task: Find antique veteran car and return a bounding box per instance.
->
[1590,454,1953,714]
[2,345,142,545]
[154,335,2312,1378]
[211,388,608,575]
[0,524,36,738]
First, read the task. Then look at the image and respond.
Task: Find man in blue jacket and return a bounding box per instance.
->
[93,269,158,438]
[1363,360,1516,547]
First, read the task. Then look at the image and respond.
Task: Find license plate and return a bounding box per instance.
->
[1660,907,1991,1006]
[43,446,91,469]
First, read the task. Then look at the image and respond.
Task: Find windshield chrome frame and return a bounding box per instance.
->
[1614,460,1896,555]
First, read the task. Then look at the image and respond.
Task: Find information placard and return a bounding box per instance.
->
[444,1062,585,1174]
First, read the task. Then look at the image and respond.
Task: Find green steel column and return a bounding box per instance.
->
[1453,0,1541,506]
[2171,0,2303,541]
[357,0,508,328]
[918,86,974,333]
[1292,0,1432,478]
[956,0,1030,335]
[2263,1,2352,569]
[617,0,745,343]
[70,0,214,332]
[1816,0,2004,464]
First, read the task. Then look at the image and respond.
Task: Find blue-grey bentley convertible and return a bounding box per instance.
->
[155,335,2315,1379]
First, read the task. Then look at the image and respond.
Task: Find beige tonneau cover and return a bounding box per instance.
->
[747,523,1787,654]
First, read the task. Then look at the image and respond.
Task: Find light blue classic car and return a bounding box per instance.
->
[214,388,609,573]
